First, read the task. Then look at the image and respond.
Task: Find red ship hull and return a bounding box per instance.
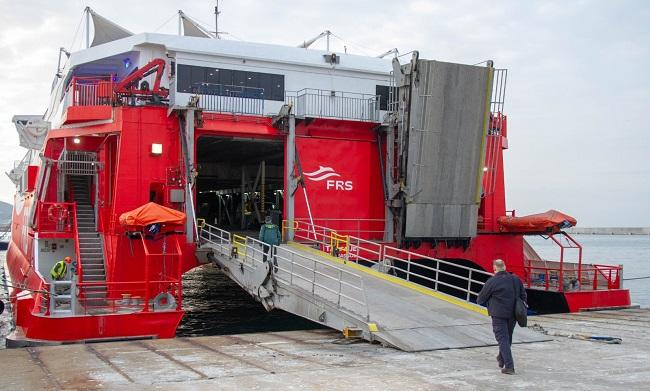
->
[6,80,630,344]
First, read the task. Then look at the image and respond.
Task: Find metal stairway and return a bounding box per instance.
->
[199,223,548,351]
[69,175,108,306]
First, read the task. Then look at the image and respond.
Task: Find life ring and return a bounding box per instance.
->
[47,204,69,222]
[152,292,177,311]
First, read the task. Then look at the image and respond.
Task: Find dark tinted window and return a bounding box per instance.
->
[218,69,232,86]
[177,64,192,93]
[177,64,285,101]
[205,68,219,84]
[376,85,390,111]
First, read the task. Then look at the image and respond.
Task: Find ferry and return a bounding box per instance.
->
[3,7,630,346]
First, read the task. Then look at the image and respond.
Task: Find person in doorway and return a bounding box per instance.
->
[244,200,253,229]
[50,256,72,281]
[259,215,281,263]
[477,259,527,375]
[50,256,73,298]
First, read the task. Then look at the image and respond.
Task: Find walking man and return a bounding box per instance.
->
[259,215,281,262]
[477,259,527,375]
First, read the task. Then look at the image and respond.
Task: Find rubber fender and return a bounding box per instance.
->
[152,292,177,311]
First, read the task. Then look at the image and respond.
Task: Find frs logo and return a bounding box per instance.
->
[303,166,353,191]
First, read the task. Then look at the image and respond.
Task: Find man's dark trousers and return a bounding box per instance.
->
[492,316,516,369]
[262,243,271,263]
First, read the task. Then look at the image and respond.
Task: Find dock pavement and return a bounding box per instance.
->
[0,308,648,390]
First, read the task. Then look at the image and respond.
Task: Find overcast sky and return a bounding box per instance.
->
[0,0,648,226]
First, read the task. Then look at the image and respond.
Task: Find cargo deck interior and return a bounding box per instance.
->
[196,136,284,232]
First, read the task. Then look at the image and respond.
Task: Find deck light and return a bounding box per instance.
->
[483,167,488,172]
[151,143,163,156]
[73,137,81,144]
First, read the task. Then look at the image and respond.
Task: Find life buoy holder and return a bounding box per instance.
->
[152,292,177,311]
[47,204,69,222]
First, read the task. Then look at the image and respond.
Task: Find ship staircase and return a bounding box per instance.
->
[198,222,548,351]
[69,174,107,307]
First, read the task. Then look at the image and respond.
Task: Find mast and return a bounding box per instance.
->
[214,1,221,39]
[178,10,182,36]
[85,7,90,48]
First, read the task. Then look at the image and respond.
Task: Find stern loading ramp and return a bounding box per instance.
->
[198,222,547,352]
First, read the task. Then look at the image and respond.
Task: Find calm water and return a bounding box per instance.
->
[526,235,650,307]
[1,234,647,343]
[177,265,321,337]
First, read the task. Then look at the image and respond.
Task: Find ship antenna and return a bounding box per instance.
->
[214,0,221,39]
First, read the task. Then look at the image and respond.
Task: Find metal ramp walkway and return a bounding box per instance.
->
[198,223,547,351]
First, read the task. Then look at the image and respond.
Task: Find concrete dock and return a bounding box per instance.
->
[0,308,648,390]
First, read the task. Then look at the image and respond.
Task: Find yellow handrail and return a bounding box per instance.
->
[281,220,300,241]
[329,231,349,257]
[232,234,247,257]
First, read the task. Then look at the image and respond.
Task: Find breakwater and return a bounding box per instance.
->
[566,227,650,235]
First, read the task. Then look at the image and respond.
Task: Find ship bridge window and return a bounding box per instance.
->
[177,64,285,101]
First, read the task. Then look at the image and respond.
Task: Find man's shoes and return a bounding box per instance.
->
[497,355,504,368]
[501,368,515,375]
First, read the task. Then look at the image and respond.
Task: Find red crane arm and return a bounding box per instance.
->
[115,58,169,97]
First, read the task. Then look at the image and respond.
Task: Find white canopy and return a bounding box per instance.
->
[180,11,213,38]
[89,8,133,47]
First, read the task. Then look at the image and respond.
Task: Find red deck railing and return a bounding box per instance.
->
[523,264,622,292]
[523,232,623,292]
[74,280,183,315]
[138,233,184,312]
[68,76,115,106]
[37,202,76,237]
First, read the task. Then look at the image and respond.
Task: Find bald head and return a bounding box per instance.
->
[493,259,506,273]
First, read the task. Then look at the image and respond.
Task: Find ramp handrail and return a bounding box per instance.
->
[200,223,231,257]
[200,222,369,319]
[382,246,492,302]
[284,219,492,302]
[274,246,369,320]
[292,217,385,239]
[201,224,267,270]
[243,236,270,268]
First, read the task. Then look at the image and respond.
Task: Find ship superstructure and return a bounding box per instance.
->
[4,8,630,346]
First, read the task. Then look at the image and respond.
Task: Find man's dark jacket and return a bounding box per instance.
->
[477,271,527,319]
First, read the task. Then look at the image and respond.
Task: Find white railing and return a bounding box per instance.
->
[58,151,100,175]
[202,219,490,309]
[381,246,492,301]
[284,219,493,303]
[292,217,385,240]
[199,222,369,319]
[243,236,269,267]
[274,246,369,319]
[200,223,231,257]
[348,235,383,265]
[286,89,381,122]
[194,83,265,115]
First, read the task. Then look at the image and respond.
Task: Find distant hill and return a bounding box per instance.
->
[0,201,12,223]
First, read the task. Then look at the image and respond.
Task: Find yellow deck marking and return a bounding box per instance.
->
[288,242,488,316]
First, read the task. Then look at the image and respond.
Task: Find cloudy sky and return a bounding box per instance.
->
[0,0,648,226]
